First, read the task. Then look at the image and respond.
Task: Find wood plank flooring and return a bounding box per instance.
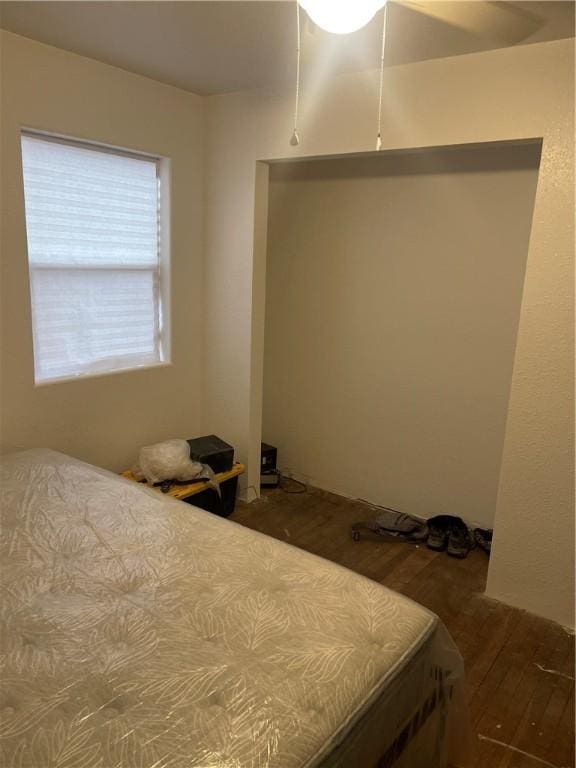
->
[232,485,575,768]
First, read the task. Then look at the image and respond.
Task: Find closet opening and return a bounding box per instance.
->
[259,140,541,546]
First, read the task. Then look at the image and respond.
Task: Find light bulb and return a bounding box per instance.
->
[298,0,386,35]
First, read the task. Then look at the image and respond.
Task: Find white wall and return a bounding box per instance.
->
[0,30,572,627]
[0,31,205,471]
[264,146,540,529]
[204,39,574,627]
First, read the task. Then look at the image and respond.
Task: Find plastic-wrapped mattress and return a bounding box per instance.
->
[0,450,468,767]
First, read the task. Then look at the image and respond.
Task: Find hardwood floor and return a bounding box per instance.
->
[232,485,575,768]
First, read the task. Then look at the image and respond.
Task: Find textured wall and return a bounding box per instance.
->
[204,39,574,626]
[264,147,540,529]
[0,32,205,471]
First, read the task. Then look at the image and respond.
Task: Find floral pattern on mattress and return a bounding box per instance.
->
[0,449,435,768]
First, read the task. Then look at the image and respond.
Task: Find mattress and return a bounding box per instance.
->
[0,449,467,767]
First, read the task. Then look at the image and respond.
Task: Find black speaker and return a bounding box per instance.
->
[187,435,234,474]
[261,442,279,488]
[261,443,277,473]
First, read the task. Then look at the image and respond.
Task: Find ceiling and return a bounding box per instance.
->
[0,1,574,95]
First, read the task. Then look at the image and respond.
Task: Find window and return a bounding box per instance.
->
[20,132,168,384]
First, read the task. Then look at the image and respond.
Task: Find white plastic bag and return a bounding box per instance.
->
[135,439,206,485]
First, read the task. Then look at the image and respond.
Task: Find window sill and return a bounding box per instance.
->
[34,360,173,388]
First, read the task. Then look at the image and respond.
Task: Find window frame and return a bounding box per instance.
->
[20,129,172,386]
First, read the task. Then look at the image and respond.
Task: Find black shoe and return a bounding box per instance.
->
[447,525,473,558]
[427,524,448,551]
[474,528,493,554]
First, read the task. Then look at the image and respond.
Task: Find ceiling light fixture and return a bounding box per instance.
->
[290,0,389,148]
[298,0,386,35]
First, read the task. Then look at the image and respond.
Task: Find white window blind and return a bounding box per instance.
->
[21,133,166,383]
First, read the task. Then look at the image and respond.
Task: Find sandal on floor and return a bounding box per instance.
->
[351,509,426,542]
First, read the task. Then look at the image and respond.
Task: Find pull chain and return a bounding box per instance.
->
[376,3,388,151]
[290,1,301,146]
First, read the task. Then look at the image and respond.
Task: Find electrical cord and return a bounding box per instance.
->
[278,471,307,494]
[290,0,302,146]
[376,2,388,150]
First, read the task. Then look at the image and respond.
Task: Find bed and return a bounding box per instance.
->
[0,449,468,767]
